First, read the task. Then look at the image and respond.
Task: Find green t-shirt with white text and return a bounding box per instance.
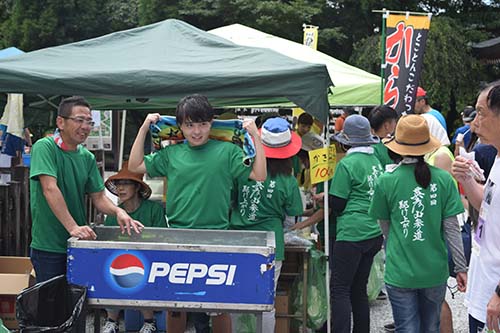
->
[230,174,303,260]
[329,151,383,241]
[369,164,464,288]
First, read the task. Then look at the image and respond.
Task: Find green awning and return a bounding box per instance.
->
[0,19,332,123]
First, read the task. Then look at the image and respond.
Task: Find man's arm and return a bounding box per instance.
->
[243,119,267,181]
[487,283,500,332]
[452,156,484,210]
[39,175,96,240]
[129,113,161,174]
[290,208,328,230]
[89,191,143,235]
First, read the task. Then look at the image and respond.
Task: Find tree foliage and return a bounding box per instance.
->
[0,0,498,133]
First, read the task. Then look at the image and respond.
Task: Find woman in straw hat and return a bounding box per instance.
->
[230,117,303,332]
[328,114,384,333]
[369,115,467,333]
[101,161,166,333]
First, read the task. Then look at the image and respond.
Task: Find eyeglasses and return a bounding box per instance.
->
[61,116,95,127]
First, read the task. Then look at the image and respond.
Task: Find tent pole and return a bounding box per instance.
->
[379,9,388,104]
[118,110,126,170]
[324,132,331,333]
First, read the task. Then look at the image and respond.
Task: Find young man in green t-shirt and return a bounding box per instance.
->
[128,94,266,333]
[30,96,143,283]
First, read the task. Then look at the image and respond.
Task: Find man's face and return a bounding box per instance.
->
[57,105,93,146]
[414,98,426,114]
[474,90,500,147]
[297,123,312,136]
[180,119,212,146]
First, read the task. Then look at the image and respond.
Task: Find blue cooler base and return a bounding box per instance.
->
[124,310,167,332]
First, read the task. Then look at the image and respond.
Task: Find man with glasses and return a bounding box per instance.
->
[29,96,143,283]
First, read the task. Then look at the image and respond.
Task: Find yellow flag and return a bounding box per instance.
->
[303,25,318,50]
[309,144,337,184]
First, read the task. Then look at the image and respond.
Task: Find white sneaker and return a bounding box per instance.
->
[139,321,157,333]
[101,319,119,333]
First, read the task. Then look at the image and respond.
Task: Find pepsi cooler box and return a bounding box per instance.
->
[67,226,275,312]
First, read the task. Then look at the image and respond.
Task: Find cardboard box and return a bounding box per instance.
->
[0,257,35,329]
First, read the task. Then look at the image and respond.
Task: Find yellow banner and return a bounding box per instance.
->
[309,144,337,184]
[386,14,431,29]
[303,26,318,50]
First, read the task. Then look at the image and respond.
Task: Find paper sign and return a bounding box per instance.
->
[309,144,336,184]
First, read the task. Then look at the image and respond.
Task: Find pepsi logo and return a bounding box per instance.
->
[109,254,145,288]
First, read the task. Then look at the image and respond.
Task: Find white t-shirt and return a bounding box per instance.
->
[466,156,500,323]
[421,113,450,146]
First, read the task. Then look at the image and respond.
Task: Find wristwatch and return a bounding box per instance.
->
[496,284,500,297]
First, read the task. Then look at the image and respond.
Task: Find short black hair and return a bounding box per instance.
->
[485,80,500,116]
[176,94,214,126]
[267,158,292,177]
[58,96,91,117]
[298,113,313,126]
[256,112,281,129]
[368,105,398,131]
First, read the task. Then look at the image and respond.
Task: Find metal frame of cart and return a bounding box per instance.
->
[67,227,276,333]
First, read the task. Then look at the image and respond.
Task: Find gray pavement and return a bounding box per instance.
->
[85,278,469,332]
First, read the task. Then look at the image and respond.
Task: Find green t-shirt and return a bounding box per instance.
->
[145,139,251,230]
[329,151,383,241]
[30,137,104,253]
[230,174,303,261]
[105,199,166,228]
[373,142,393,168]
[369,164,464,288]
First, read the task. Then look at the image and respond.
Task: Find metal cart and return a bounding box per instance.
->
[67,226,276,333]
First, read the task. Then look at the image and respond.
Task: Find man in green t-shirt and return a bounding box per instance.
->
[30,96,143,284]
[128,94,266,333]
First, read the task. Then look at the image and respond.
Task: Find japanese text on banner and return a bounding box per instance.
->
[309,144,336,184]
[303,26,318,50]
[383,13,431,115]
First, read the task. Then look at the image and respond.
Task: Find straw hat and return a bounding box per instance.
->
[334,114,379,146]
[105,161,152,199]
[384,115,441,156]
[259,118,302,159]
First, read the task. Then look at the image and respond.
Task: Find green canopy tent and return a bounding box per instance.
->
[210,23,381,107]
[0,19,332,124]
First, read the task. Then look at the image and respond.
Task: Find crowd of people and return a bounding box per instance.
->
[26,81,500,333]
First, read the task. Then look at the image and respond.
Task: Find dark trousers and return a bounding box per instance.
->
[331,235,383,333]
[469,314,485,333]
[30,248,67,283]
